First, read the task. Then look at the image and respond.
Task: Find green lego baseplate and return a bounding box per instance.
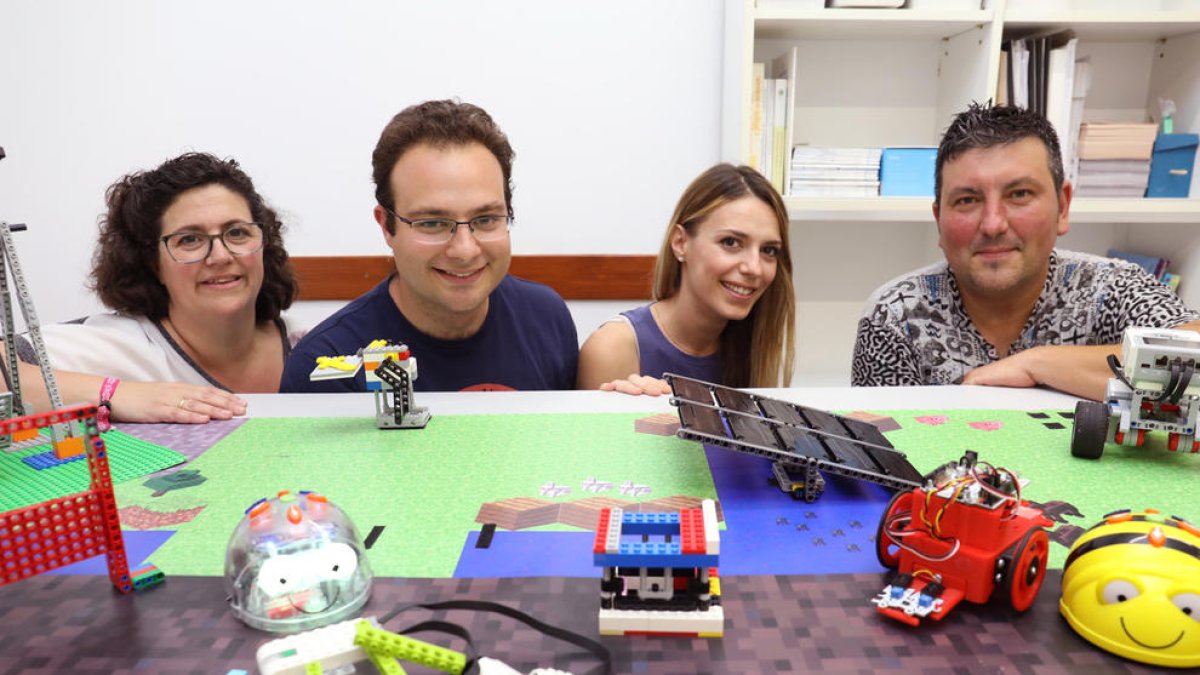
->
[0,429,186,511]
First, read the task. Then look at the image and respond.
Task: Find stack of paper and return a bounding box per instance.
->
[789,147,881,198]
[1076,123,1158,197]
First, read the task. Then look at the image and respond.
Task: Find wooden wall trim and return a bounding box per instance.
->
[291,254,656,301]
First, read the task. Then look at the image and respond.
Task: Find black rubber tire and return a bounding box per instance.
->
[1070,400,1109,460]
[998,527,1049,613]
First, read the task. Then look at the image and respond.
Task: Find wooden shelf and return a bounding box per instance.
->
[1066,198,1200,224]
[755,9,991,41]
[782,196,1200,224]
[784,196,932,222]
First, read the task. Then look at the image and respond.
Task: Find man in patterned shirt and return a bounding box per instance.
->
[852,103,1200,399]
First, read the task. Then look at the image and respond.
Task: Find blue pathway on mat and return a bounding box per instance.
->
[452,445,895,578]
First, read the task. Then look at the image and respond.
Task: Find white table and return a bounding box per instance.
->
[243,385,1082,418]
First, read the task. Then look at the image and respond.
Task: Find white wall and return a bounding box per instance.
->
[0,0,724,343]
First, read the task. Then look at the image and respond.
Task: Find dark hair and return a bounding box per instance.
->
[653,164,795,388]
[372,99,515,234]
[89,152,297,322]
[935,102,1065,203]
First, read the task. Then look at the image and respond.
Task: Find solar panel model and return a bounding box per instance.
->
[664,374,925,502]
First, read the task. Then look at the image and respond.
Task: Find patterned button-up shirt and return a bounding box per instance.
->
[852,250,1200,386]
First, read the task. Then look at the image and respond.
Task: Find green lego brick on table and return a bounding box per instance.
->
[0,430,186,511]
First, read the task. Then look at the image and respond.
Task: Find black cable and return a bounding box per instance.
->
[381,599,613,675]
[1169,360,1195,404]
[1159,360,1181,403]
[1107,354,1134,390]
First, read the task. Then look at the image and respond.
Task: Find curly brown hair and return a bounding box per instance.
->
[89,152,297,322]
[372,99,515,234]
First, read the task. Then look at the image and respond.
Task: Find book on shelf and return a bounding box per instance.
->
[761,76,776,184]
[750,63,765,174]
[1065,57,1092,185]
[1003,30,1087,181]
[996,48,1009,106]
[1078,123,1159,160]
[1107,248,1178,289]
[789,183,881,198]
[771,78,788,193]
[1045,34,1078,171]
[771,47,799,199]
[788,146,882,198]
[1075,159,1151,198]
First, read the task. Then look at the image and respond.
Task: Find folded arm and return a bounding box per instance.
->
[5,341,246,423]
[963,320,1200,400]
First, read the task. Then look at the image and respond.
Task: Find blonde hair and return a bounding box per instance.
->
[652,164,795,388]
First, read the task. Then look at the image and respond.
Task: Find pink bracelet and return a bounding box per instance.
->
[97,377,119,432]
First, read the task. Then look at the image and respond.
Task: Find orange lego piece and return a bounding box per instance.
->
[52,436,85,460]
[11,428,39,442]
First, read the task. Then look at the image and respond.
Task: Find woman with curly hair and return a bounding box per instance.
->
[24,152,300,422]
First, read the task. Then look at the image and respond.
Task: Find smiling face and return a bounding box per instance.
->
[934,136,1071,303]
[375,141,510,337]
[1060,524,1200,668]
[671,195,782,324]
[157,184,263,325]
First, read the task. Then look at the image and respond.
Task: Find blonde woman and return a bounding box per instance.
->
[577,164,795,394]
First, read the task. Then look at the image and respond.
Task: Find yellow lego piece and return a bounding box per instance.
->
[314,356,358,372]
[366,650,407,675]
[353,621,465,673]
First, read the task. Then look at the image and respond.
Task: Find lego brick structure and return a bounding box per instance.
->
[665,374,925,500]
[0,405,162,593]
[594,500,724,637]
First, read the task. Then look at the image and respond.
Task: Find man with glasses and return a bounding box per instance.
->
[281,100,578,392]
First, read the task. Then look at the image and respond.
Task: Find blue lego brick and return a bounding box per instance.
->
[365,380,383,392]
[622,541,680,557]
[593,552,720,567]
[620,511,681,536]
[22,450,86,470]
[594,547,720,568]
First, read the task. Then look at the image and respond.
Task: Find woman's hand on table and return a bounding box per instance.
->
[598,374,672,397]
[111,381,247,424]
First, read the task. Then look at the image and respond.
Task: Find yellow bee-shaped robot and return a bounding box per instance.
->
[1060,509,1200,668]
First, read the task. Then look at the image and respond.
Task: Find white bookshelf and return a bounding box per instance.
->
[725,0,1200,385]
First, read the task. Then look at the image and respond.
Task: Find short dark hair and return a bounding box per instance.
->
[935,102,1065,203]
[372,99,515,234]
[90,152,297,322]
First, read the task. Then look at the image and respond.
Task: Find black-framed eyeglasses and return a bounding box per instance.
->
[382,207,513,244]
[160,222,265,264]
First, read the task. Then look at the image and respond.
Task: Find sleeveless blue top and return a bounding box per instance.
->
[621,305,721,383]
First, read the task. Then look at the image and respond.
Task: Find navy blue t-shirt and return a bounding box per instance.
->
[281,275,578,392]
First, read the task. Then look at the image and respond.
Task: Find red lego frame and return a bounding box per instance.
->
[0,404,157,593]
